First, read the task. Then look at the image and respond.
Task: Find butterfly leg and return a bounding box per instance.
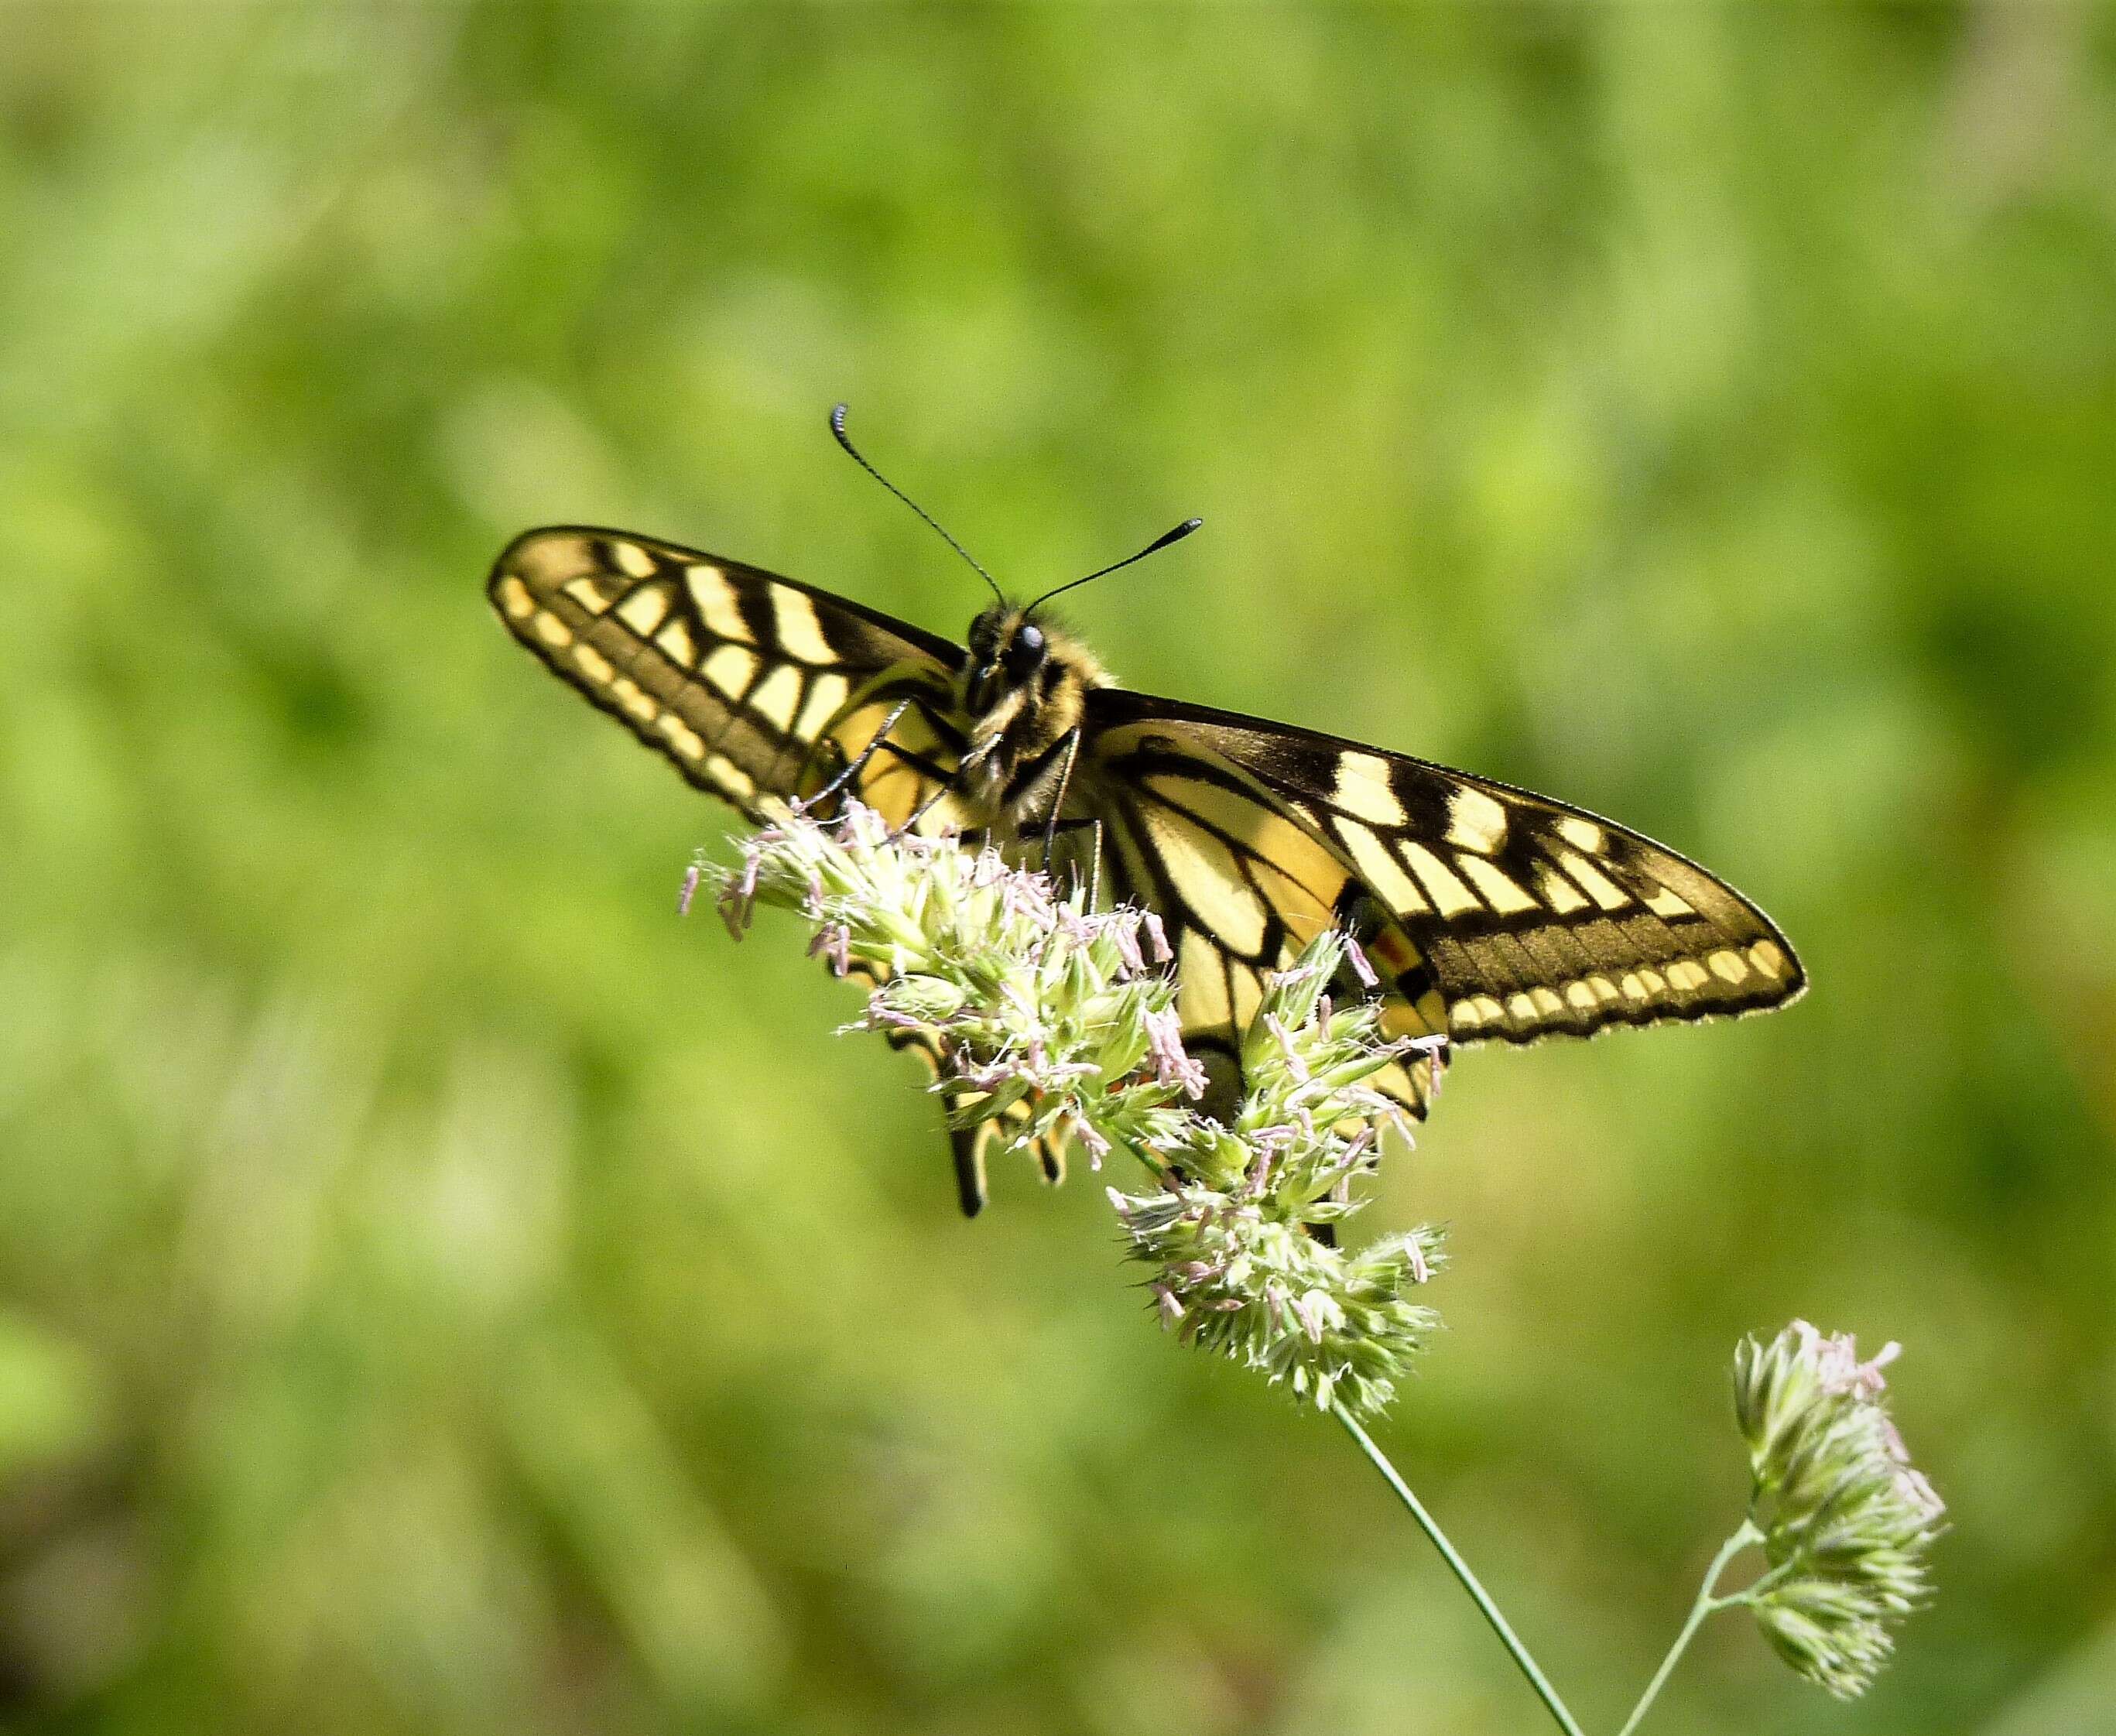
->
[979,724,1097,897]
[1036,817,1104,907]
[888,730,1001,840]
[1036,728,1084,871]
[799,697,914,815]
[879,741,983,839]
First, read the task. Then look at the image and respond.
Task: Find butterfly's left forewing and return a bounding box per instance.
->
[489,526,971,827]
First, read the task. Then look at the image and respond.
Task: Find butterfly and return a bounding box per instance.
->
[489,412,1804,1215]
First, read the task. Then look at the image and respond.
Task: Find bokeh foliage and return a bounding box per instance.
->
[2,5,2113,1733]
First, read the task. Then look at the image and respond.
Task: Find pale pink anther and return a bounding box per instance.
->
[1289,1292,1327,1344]
[1344,934,1379,988]
[1110,919,1145,976]
[1895,1464,1946,1521]
[1263,1014,1311,1082]
[1144,1005,1208,1099]
[1859,1341,1903,1394]
[1073,1117,1110,1165]
[807,922,852,976]
[717,882,751,938]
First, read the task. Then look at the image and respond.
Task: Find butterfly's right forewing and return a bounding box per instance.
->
[1085,689,1803,1070]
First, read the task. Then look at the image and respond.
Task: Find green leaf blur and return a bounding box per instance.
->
[2,6,2111,1733]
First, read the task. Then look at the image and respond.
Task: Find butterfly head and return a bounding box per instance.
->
[964,604,1104,712]
[964,606,1043,711]
[959,604,1110,787]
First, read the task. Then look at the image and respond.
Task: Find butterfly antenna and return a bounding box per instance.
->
[830,403,1005,605]
[1027,517,1203,614]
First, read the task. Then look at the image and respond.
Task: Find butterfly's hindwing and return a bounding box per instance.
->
[847,961,1065,1216]
[489,526,967,821]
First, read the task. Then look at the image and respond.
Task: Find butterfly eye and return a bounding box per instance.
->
[1005,624,1046,676]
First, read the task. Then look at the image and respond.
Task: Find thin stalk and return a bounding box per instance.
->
[1332,1403,1585,1736]
[1614,1519,1764,1736]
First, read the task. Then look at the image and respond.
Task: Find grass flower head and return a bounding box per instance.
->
[1731,1320,1946,1697]
[708,800,1446,1419]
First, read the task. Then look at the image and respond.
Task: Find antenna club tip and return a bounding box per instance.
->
[1145,515,1204,553]
[830,402,850,429]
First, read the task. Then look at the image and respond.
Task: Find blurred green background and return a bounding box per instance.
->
[3,5,2113,1733]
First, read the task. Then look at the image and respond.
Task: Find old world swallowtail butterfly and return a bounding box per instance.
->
[490,421,1803,1214]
